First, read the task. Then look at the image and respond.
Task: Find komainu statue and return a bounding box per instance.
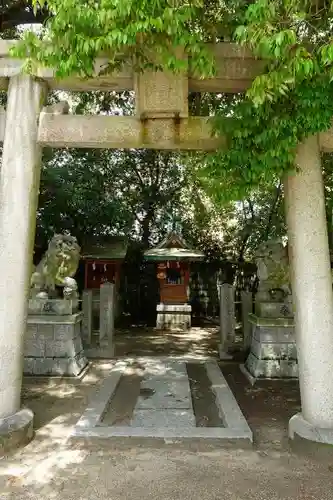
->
[30,233,80,301]
[254,239,291,303]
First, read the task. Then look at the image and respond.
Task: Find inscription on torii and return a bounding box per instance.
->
[134,67,188,147]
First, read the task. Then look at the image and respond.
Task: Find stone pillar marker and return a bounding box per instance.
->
[99,282,115,353]
[241,291,252,350]
[285,135,333,438]
[0,75,46,449]
[218,284,235,359]
[82,289,93,345]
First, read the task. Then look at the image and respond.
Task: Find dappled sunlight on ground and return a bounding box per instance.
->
[92,325,221,358]
[21,361,115,429]
[0,362,119,490]
[221,363,302,451]
[0,421,87,491]
[0,331,332,499]
[0,359,332,500]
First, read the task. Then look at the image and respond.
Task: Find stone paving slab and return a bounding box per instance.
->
[131,409,196,428]
[136,378,192,409]
[141,358,188,380]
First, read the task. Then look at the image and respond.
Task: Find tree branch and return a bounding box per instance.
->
[264,181,282,239]
[129,162,145,189]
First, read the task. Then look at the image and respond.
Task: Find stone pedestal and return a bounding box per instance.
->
[156,304,191,330]
[28,298,78,316]
[244,314,297,379]
[255,301,293,319]
[24,312,88,376]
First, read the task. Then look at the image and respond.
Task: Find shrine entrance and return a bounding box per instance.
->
[0,40,333,448]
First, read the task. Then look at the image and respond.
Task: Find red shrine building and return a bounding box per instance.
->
[144,232,204,329]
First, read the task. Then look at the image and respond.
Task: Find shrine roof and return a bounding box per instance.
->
[81,237,128,260]
[144,248,205,261]
[144,231,205,261]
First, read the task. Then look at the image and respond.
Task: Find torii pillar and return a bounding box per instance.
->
[0,74,46,451]
[285,135,333,443]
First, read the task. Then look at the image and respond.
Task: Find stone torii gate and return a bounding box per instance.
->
[0,40,333,447]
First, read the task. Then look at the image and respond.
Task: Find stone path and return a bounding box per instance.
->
[72,357,252,443]
[0,361,333,499]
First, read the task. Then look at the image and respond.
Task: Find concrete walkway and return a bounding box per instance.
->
[0,361,332,499]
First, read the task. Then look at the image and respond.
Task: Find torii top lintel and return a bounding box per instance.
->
[1,41,333,152]
[0,41,264,94]
[0,41,265,150]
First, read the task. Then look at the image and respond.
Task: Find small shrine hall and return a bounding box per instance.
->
[144,232,204,330]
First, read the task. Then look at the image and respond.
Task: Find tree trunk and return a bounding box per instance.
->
[141,205,155,248]
[325,203,333,254]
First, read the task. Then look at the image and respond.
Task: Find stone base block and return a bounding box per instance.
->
[156,304,191,330]
[244,314,297,379]
[218,344,233,360]
[255,301,293,319]
[245,353,298,379]
[24,352,88,377]
[289,413,333,445]
[0,408,34,456]
[24,312,88,376]
[28,298,78,315]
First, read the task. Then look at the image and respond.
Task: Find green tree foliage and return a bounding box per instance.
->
[37,144,188,249]
[33,88,285,260]
[181,159,286,261]
[38,139,287,260]
[33,90,187,249]
[12,0,215,77]
[323,152,333,252]
[202,0,333,198]
[9,0,333,252]
[235,0,333,104]
[14,0,333,200]
[36,147,132,246]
